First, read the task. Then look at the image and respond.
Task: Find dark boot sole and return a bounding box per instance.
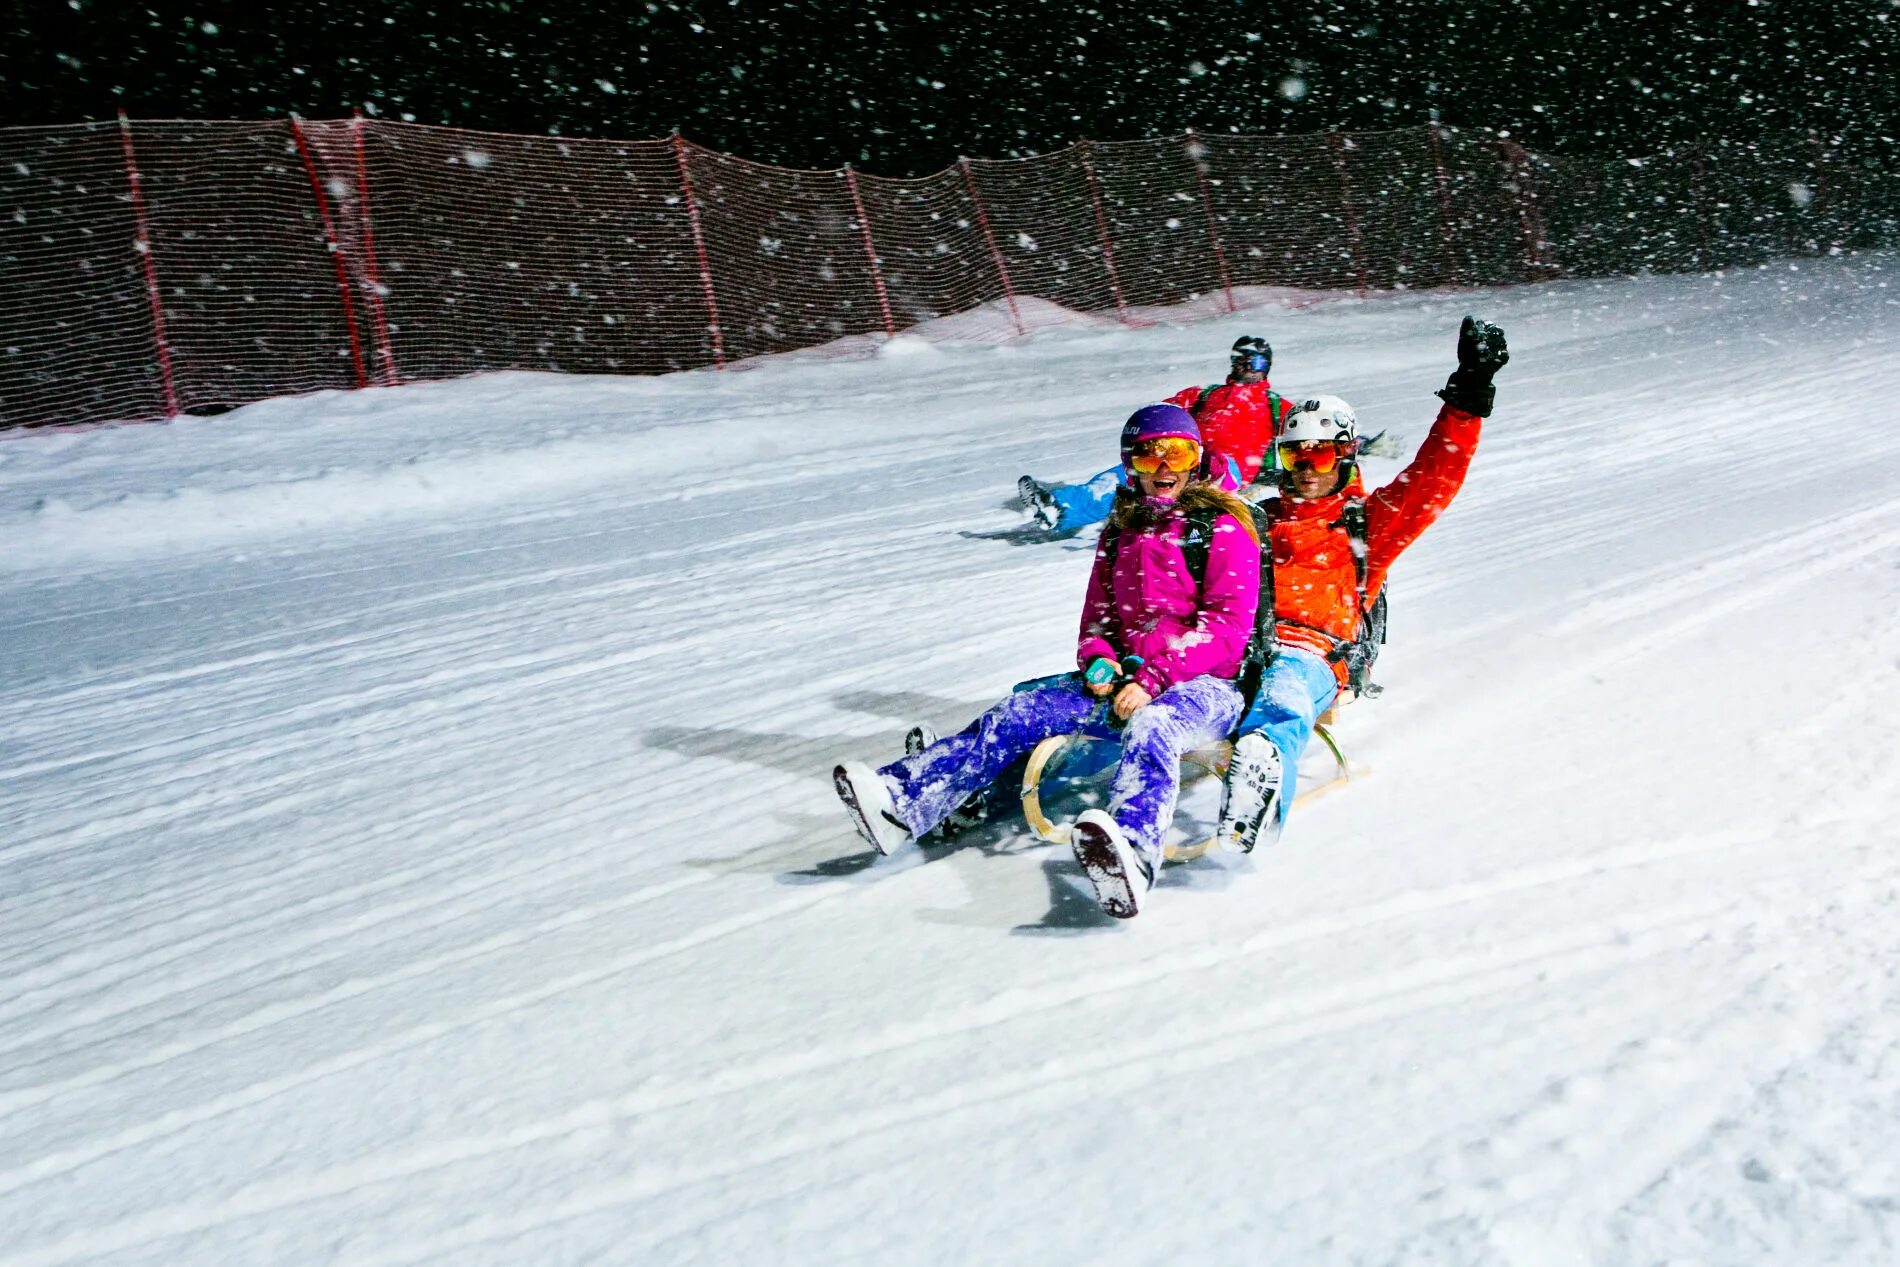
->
[834,764,902,856]
[1071,819,1142,919]
[1223,796,1281,854]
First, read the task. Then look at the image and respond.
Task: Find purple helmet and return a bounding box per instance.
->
[1120,402,1214,479]
[1119,402,1201,466]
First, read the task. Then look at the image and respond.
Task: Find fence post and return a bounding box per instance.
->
[351,112,401,385]
[671,134,726,369]
[115,112,179,418]
[841,165,896,337]
[1081,142,1130,324]
[1523,145,1553,274]
[1690,146,1713,273]
[1327,133,1369,297]
[1427,123,1461,287]
[959,157,1026,337]
[1498,138,1545,280]
[288,115,368,389]
[1776,140,1800,257]
[1809,135,1836,254]
[1184,130,1237,312]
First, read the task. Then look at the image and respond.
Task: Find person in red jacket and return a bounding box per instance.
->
[1161,335,1296,484]
[1019,335,1292,531]
[1216,317,1510,852]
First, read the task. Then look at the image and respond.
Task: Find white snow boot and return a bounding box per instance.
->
[1018,475,1061,531]
[1070,809,1153,919]
[903,724,939,755]
[1217,732,1284,853]
[834,761,913,856]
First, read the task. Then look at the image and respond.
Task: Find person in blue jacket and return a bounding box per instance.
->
[1017,335,1290,531]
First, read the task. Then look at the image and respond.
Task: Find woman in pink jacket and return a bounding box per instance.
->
[835,403,1261,919]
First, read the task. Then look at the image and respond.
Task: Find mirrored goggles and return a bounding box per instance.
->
[1127,436,1202,474]
[1232,352,1270,374]
[1277,439,1348,473]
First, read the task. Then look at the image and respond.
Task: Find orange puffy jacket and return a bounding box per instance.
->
[1166,380,1294,483]
[1261,402,1483,686]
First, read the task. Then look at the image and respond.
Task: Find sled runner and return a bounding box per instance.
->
[1018,704,1363,862]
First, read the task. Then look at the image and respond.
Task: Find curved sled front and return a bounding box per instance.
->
[1020,727,1360,860]
[1020,732,1084,845]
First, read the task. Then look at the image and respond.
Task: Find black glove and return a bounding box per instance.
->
[1436,316,1509,417]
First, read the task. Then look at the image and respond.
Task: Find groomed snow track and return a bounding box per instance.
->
[3,256,1899,1265]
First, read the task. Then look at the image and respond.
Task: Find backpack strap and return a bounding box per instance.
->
[1337,496,1369,592]
[1104,503,1222,591]
[1323,497,1369,666]
[1236,500,1279,707]
[1096,505,1221,672]
[1101,485,1207,579]
[1245,390,1290,487]
[1178,503,1221,589]
[1326,497,1386,696]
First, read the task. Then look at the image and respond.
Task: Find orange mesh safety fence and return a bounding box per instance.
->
[1,119,1893,431]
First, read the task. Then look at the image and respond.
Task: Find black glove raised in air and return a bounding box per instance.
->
[1436,316,1509,417]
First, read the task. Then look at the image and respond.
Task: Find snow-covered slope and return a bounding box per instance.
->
[3,255,1899,1266]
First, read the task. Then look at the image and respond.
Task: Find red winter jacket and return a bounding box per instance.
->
[1261,402,1483,686]
[1167,380,1296,483]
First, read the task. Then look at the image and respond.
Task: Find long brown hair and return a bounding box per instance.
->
[1104,481,1261,544]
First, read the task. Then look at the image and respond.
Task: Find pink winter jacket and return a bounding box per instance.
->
[1076,491,1262,697]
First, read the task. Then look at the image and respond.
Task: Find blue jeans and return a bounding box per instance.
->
[880,674,1244,863]
[1047,457,1245,531]
[1234,647,1339,826]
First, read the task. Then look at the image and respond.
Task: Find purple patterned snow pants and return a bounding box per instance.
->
[877,674,1244,864]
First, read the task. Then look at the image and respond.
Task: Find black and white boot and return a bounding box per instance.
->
[1217,733,1284,853]
[834,761,913,856]
[1070,809,1154,919]
[903,724,938,756]
[1018,475,1061,531]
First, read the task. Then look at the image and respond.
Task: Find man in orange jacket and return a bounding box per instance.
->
[1217,317,1510,852]
[1019,335,1293,531]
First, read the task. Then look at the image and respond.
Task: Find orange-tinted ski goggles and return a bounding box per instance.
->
[1277,439,1349,473]
[1126,436,1202,474]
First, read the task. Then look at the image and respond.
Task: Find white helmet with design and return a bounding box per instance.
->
[1279,395,1358,448]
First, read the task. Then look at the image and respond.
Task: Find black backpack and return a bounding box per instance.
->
[1103,495,1386,707]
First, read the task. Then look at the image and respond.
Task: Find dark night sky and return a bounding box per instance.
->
[3,0,1896,175]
